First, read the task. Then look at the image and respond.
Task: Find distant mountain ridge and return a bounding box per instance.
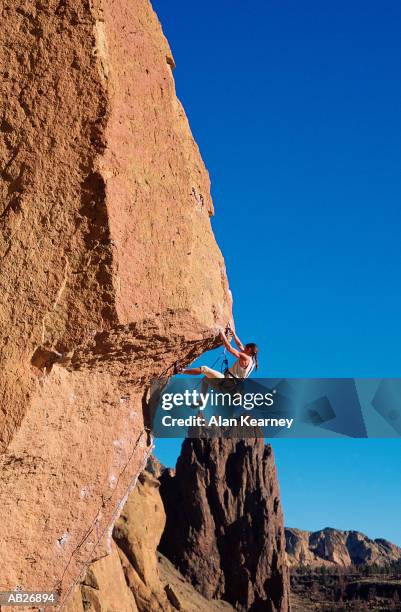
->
[286,527,401,568]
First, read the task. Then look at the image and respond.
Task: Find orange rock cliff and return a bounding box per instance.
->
[0,0,232,605]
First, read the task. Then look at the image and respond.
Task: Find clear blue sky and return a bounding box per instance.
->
[152,0,401,544]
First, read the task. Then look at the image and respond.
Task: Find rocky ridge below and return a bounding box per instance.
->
[65,457,234,612]
[66,438,291,612]
[158,436,290,611]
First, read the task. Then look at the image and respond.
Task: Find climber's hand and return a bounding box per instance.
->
[220,328,229,343]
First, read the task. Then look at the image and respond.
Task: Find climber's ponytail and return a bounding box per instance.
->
[245,343,259,371]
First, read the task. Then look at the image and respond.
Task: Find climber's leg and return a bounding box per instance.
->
[198,373,225,407]
[199,366,225,379]
[179,367,202,375]
[178,365,225,407]
[178,366,225,378]
[199,366,225,397]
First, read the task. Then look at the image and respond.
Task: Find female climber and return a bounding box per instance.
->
[175,322,258,382]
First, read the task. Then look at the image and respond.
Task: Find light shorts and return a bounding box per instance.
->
[199,366,225,379]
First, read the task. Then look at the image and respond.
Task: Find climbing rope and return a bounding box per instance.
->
[208,350,229,374]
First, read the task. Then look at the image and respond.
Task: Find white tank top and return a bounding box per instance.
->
[228,358,255,379]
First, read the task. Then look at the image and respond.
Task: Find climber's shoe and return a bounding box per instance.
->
[173,361,183,375]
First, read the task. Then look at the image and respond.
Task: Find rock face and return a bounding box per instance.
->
[157,553,234,612]
[286,527,401,568]
[159,438,291,612]
[65,464,234,612]
[75,542,138,612]
[113,470,170,611]
[0,0,231,605]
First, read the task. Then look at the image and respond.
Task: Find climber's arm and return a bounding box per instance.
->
[220,329,241,359]
[221,328,252,366]
[231,329,245,351]
[225,320,244,351]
